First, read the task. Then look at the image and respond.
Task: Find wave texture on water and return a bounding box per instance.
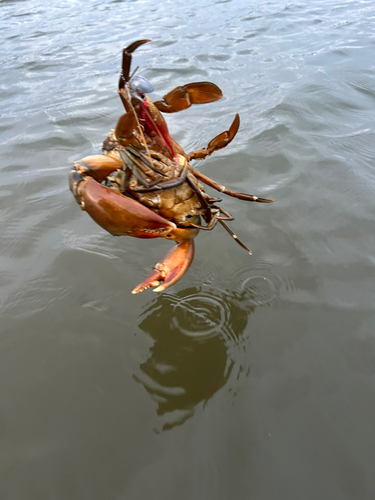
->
[1,0,375,497]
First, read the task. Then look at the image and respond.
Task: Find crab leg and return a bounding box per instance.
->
[218,220,253,255]
[191,169,275,203]
[132,239,195,294]
[73,155,122,182]
[190,216,219,231]
[125,146,168,176]
[187,114,240,161]
[130,158,189,192]
[120,149,157,187]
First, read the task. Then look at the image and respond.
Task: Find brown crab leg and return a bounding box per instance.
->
[129,156,189,193]
[215,206,235,221]
[132,239,195,294]
[185,173,212,223]
[73,155,122,182]
[120,150,156,187]
[191,169,275,203]
[218,220,252,255]
[190,216,219,231]
[121,148,175,190]
[125,146,168,176]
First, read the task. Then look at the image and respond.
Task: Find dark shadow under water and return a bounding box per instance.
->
[134,283,261,431]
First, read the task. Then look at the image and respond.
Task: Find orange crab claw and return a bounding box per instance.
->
[132,239,195,294]
[69,174,176,238]
[153,82,223,113]
[207,112,240,152]
[187,113,240,161]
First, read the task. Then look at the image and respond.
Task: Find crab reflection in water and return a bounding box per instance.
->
[134,285,255,431]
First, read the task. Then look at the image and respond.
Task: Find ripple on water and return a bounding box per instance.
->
[139,281,254,345]
[168,289,232,340]
[229,259,295,308]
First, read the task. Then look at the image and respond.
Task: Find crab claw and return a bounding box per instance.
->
[119,39,151,90]
[132,239,195,294]
[153,82,223,113]
[187,113,240,161]
[69,172,176,238]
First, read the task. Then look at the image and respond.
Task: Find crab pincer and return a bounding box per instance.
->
[132,239,195,294]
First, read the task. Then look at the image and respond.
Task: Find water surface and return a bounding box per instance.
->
[1,0,375,498]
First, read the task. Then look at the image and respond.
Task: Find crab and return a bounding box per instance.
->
[69,39,274,294]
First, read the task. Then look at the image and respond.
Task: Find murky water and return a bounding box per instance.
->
[1,0,375,498]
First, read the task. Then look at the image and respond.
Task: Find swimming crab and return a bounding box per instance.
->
[69,39,274,294]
